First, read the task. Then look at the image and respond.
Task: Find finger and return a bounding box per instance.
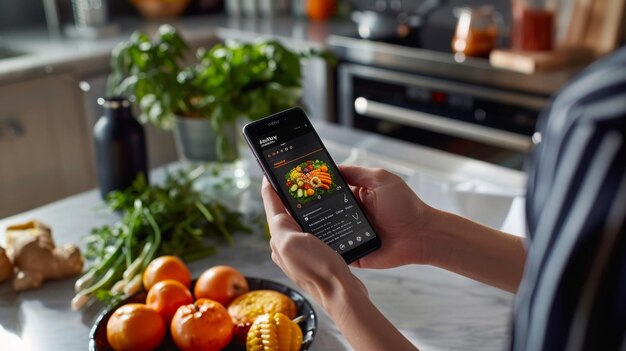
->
[348,185,370,204]
[262,178,301,240]
[261,177,288,217]
[349,259,363,269]
[349,251,379,269]
[338,165,385,188]
[349,249,380,269]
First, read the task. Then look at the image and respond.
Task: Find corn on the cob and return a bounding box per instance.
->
[246,312,303,351]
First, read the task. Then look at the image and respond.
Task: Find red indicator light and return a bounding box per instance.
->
[431,91,447,104]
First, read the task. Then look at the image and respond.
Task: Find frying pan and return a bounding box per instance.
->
[351,0,446,40]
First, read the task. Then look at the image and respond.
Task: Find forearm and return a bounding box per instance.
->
[320,276,419,351]
[422,208,527,293]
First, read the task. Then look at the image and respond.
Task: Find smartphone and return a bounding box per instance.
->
[242,107,381,263]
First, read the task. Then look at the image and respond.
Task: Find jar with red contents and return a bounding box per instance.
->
[452,6,502,58]
[511,0,558,51]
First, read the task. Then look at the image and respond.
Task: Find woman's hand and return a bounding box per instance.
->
[261,176,419,351]
[340,165,526,292]
[339,165,434,269]
[262,165,435,298]
[261,177,367,310]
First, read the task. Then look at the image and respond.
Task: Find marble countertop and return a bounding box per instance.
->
[0,121,525,350]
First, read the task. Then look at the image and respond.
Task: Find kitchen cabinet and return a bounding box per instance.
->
[0,71,178,219]
[0,74,96,218]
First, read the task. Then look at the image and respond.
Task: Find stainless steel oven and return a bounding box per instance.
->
[337,63,549,170]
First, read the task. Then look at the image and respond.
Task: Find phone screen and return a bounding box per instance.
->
[243,108,381,263]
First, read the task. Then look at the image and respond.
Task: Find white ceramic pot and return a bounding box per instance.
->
[173,115,250,191]
[172,116,238,162]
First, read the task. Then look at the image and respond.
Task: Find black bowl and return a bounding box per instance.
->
[89,277,317,350]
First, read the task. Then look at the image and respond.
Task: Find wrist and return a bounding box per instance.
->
[319,273,370,323]
[318,270,420,351]
[417,207,526,292]
[418,207,460,267]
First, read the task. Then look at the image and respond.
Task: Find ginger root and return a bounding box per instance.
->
[0,246,12,283]
[6,220,84,291]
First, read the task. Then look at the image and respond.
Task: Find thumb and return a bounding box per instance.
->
[338,165,384,189]
[261,177,289,217]
[339,165,379,220]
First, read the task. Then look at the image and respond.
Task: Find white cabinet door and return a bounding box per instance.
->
[0,74,95,218]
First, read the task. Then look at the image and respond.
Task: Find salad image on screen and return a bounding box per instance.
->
[285,160,335,204]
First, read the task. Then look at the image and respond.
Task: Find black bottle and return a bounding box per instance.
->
[93,97,148,199]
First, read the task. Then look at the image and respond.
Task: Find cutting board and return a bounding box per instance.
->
[489,47,595,74]
[563,0,626,55]
[583,0,626,55]
[562,0,593,47]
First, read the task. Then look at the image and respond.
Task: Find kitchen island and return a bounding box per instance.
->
[0,121,526,351]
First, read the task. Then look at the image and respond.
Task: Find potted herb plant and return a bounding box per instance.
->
[107,24,328,163]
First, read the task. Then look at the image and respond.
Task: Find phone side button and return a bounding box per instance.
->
[269,180,279,193]
[255,158,278,193]
[254,158,263,171]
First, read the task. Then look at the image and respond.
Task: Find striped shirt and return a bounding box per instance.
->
[512,46,626,351]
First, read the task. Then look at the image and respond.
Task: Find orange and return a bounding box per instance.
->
[146,279,194,324]
[171,298,234,351]
[306,0,336,21]
[106,303,165,351]
[143,255,191,291]
[194,265,249,306]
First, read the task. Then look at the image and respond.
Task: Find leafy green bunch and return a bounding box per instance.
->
[72,173,251,308]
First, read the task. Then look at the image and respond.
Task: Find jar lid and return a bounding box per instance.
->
[453,5,496,17]
[98,97,131,109]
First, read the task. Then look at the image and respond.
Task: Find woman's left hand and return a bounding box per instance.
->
[261,177,418,351]
[261,177,367,309]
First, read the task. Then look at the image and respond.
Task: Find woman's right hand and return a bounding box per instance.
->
[339,165,434,269]
[342,165,527,293]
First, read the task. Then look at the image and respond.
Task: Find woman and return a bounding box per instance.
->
[262,47,626,350]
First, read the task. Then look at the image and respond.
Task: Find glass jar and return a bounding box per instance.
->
[452,6,501,59]
[511,0,558,51]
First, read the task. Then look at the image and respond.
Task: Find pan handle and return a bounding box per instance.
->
[409,0,447,27]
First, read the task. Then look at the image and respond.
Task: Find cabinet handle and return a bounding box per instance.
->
[0,119,25,140]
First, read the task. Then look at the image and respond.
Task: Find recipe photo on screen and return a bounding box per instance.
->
[254,118,378,254]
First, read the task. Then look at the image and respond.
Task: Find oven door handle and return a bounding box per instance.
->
[354,97,533,152]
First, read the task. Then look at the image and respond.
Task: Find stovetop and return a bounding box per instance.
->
[339,25,457,54]
[326,25,573,96]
